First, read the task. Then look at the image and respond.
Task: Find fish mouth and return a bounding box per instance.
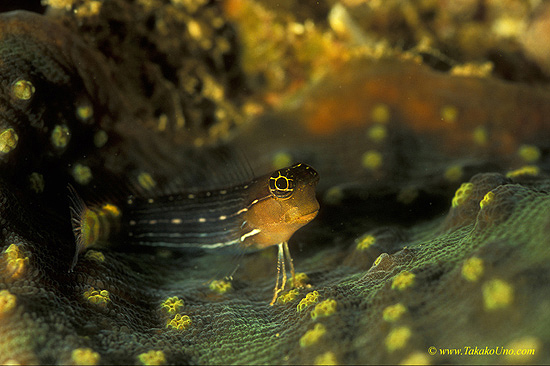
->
[297,209,319,223]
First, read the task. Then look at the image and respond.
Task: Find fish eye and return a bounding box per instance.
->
[269,171,294,199]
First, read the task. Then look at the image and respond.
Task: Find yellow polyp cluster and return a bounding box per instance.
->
[28,172,45,193]
[137,172,157,191]
[11,79,35,100]
[0,289,17,317]
[479,191,495,209]
[299,323,326,348]
[385,326,412,352]
[440,105,459,123]
[51,124,71,149]
[518,144,541,163]
[291,272,309,288]
[83,287,111,307]
[72,164,93,185]
[71,348,100,365]
[209,279,232,294]
[76,103,94,121]
[399,351,430,365]
[461,257,484,282]
[2,244,30,279]
[367,125,387,143]
[161,296,184,314]
[383,303,407,322]
[371,103,390,124]
[315,351,338,365]
[451,182,474,208]
[297,290,319,312]
[0,128,19,154]
[272,151,293,170]
[391,271,415,291]
[276,289,299,304]
[506,165,540,178]
[482,278,513,310]
[84,250,105,262]
[444,165,463,182]
[93,130,108,148]
[472,126,488,146]
[166,314,191,331]
[311,299,337,320]
[356,234,376,251]
[137,350,166,365]
[361,150,383,171]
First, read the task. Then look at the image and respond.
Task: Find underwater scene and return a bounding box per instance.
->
[1,0,550,364]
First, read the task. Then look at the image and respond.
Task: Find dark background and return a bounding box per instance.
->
[0,0,45,13]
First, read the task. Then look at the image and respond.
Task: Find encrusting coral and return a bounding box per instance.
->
[1,0,550,364]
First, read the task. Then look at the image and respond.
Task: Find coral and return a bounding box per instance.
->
[1,0,550,364]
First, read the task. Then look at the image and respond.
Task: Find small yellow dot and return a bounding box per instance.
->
[462,257,484,282]
[11,79,35,100]
[137,350,166,365]
[299,323,326,348]
[356,234,376,251]
[440,105,458,123]
[372,103,391,124]
[385,326,412,352]
[518,145,541,163]
[0,128,19,154]
[71,348,100,365]
[451,182,474,208]
[444,165,463,182]
[383,303,407,322]
[482,278,513,310]
[72,164,93,185]
[367,125,387,142]
[391,271,415,291]
[362,150,383,170]
[51,125,71,149]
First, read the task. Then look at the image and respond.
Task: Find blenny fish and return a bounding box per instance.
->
[69,163,320,304]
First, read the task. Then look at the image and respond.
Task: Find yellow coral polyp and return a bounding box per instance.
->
[29,172,45,193]
[209,279,232,294]
[51,124,71,149]
[84,250,105,262]
[71,348,100,365]
[76,103,94,121]
[11,79,35,100]
[451,182,474,208]
[0,289,17,316]
[367,125,387,142]
[399,351,431,365]
[0,128,19,154]
[137,172,157,191]
[362,150,383,171]
[161,296,184,314]
[272,151,293,170]
[291,272,309,288]
[371,103,390,124]
[137,350,166,365]
[440,105,459,123]
[391,271,415,291]
[385,326,412,352]
[383,303,407,322]
[482,278,513,310]
[504,336,540,363]
[276,289,299,305]
[299,323,326,348]
[518,144,541,163]
[311,299,337,320]
[444,165,463,182]
[166,314,191,331]
[506,165,540,178]
[472,126,488,146]
[72,164,93,185]
[356,234,376,251]
[479,191,495,209]
[315,351,338,365]
[462,257,484,282]
[297,290,320,312]
[3,244,30,279]
[83,287,111,307]
[101,203,121,217]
